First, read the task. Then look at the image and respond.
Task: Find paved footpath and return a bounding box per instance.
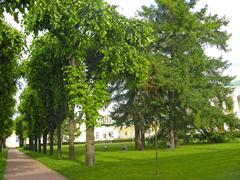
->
[4,149,66,180]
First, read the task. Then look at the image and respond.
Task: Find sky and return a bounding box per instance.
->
[106,0,240,80]
[4,0,240,81]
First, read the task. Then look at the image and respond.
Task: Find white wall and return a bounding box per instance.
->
[6,131,19,148]
[232,87,240,118]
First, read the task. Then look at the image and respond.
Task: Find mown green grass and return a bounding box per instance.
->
[21,142,240,180]
[0,149,7,180]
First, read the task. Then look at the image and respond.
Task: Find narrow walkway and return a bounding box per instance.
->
[4,149,66,180]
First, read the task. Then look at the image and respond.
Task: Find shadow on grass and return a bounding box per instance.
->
[21,142,240,180]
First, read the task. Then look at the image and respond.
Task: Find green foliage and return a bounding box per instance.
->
[18,87,43,140]
[24,0,152,129]
[15,115,27,141]
[136,0,236,145]
[0,0,30,21]
[0,19,24,140]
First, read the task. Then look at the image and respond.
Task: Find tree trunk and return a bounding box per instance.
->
[68,57,76,160]
[49,128,54,155]
[134,122,141,150]
[57,123,62,159]
[69,116,75,160]
[19,136,22,147]
[155,126,159,176]
[43,131,47,154]
[170,118,175,149]
[140,128,145,150]
[0,139,3,152]
[85,126,95,166]
[21,138,24,147]
[174,128,179,147]
[169,91,175,149]
[34,136,38,152]
[29,137,33,151]
[38,134,41,153]
[3,138,6,149]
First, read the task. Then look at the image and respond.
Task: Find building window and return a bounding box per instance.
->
[103,133,106,139]
[108,132,113,138]
[102,117,106,124]
[97,117,102,126]
[96,132,99,139]
[16,136,19,142]
[118,131,121,139]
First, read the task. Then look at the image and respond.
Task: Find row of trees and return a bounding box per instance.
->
[1,0,239,167]
[0,9,24,151]
[13,0,151,167]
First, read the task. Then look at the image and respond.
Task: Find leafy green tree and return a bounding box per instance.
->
[24,0,151,166]
[15,115,27,147]
[25,33,68,157]
[0,0,30,20]
[0,18,24,151]
[18,87,43,151]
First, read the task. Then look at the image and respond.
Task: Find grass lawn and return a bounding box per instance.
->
[0,149,7,180]
[21,142,240,180]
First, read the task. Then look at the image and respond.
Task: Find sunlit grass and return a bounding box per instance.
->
[21,142,240,180]
[0,149,7,180]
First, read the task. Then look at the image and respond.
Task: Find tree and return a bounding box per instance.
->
[24,0,152,166]
[140,0,234,148]
[18,87,43,151]
[111,81,150,151]
[0,18,24,152]
[24,33,68,158]
[15,115,27,147]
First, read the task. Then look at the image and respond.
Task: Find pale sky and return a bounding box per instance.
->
[107,0,240,80]
[4,0,240,80]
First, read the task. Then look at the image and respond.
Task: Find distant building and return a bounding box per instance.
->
[229,80,240,118]
[69,113,136,143]
[6,131,19,148]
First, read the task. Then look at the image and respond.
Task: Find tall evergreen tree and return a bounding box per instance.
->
[140,0,234,148]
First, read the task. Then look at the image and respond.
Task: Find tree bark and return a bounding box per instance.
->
[57,123,62,159]
[69,116,75,160]
[3,138,6,149]
[155,126,159,176]
[0,139,3,152]
[21,138,24,147]
[34,136,38,152]
[174,128,179,147]
[68,57,76,160]
[49,128,54,155]
[85,125,95,166]
[140,128,145,150]
[38,134,41,153]
[43,131,47,154]
[134,122,141,150]
[170,118,175,149]
[29,137,33,151]
[19,137,22,147]
[169,91,175,149]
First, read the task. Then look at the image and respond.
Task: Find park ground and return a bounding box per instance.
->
[16,141,240,180]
